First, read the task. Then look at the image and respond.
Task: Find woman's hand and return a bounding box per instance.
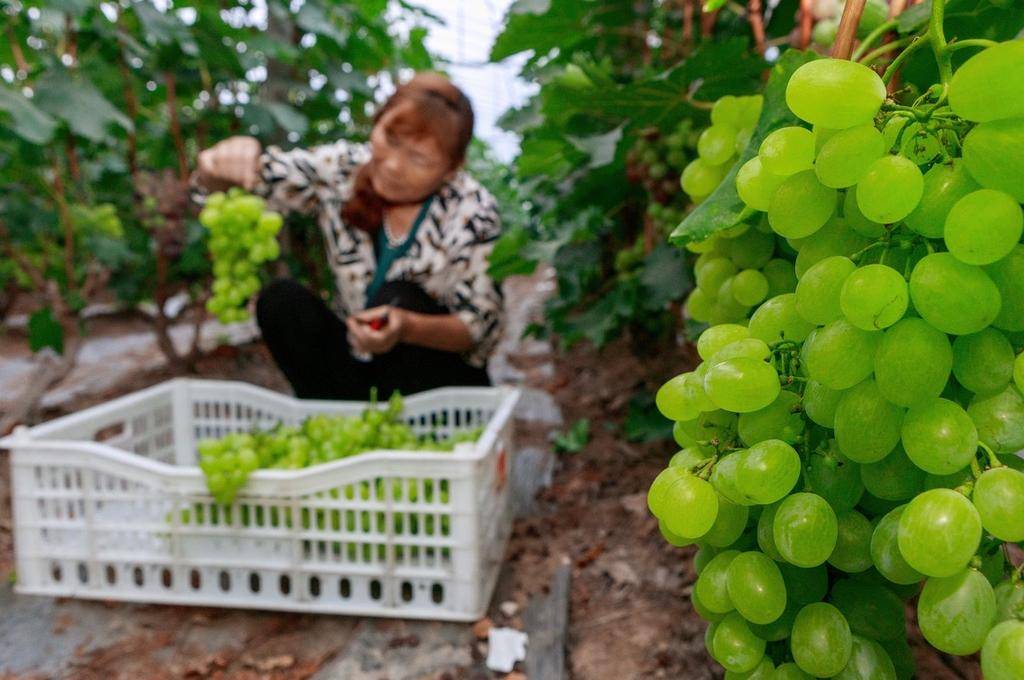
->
[197,136,262,191]
[346,305,408,355]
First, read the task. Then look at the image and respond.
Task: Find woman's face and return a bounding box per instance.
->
[369,105,455,205]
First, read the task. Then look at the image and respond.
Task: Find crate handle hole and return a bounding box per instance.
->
[190,569,202,590]
[161,568,173,589]
[309,576,321,598]
[279,574,291,596]
[369,579,382,600]
[77,563,89,584]
[218,571,231,592]
[339,578,351,599]
[431,583,444,604]
[105,565,117,585]
[133,567,145,587]
[51,563,62,583]
[249,573,261,593]
[400,581,413,602]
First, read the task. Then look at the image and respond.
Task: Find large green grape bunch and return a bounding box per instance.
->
[196,391,480,505]
[653,45,1024,679]
[199,188,284,324]
[680,94,763,204]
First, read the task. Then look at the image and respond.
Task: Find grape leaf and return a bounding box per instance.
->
[28,308,64,355]
[669,49,818,245]
[32,69,132,142]
[0,86,57,144]
[639,244,692,309]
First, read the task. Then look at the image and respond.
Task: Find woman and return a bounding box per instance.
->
[196,73,503,400]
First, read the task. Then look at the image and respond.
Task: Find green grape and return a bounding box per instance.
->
[905,161,981,238]
[944,189,1023,265]
[748,293,815,344]
[815,124,886,188]
[734,439,801,503]
[730,228,777,269]
[712,611,767,674]
[873,318,953,407]
[659,519,691,547]
[826,511,872,574]
[884,118,942,164]
[870,506,924,585]
[726,551,787,625]
[856,155,924,224]
[697,409,740,445]
[704,358,781,413]
[695,545,719,575]
[774,492,838,568]
[759,127,815,176]
[669,445,713,470]
[1016,352,1024,393]
[972,466,1024,541]
[736,156,784,211]
[968,385,1024,453]
[843,187,885,238]
[697,257,738,294]
[860,446,925,501]
[982,619,1024,680]
[704,495,751,547]
[724,657,774,680]
[712,95,744,128]
[687,287,716,322]
[803,380,843,428]
[952,328,1014,395]
[709,338,772,365]
[682,158,730,198]
[673,418,700,447]
[795,255,855,325]
[737,392,804,446]
[756,504,784,561]
[762,259,798,297]
[698,323,751,361]
[995,580,1024,623]
[649,466,688,516]
[697,549,741,613]
[986,244,1024,331]
[962,118,1024,202]
[909,253,1002,335]
[805,447,865,511]
[785,59,886,129]
[656,372,714,421]
[830,579,906,642]
[699,124,740,166]
[833,635,897,680]
[774,662,813,680]
[901,398,978,475]
[833,378,903,463]
[790,602,853,677]
[839,264,908,331]
[918,568,996,655]
[768,170,837,238]
[898,488,982,578]
[948,41,1024,122]
[793,217,871,279]
[732,270,770,307]
[661,473,720,538]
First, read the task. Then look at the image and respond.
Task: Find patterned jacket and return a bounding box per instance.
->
[255,140,504,368]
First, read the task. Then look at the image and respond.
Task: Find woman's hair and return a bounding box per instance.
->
[342,73,474,232]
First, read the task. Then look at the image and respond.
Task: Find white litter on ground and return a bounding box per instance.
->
[485,627,529,673]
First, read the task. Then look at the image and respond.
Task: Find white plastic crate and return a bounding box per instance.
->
[0,378,520,621]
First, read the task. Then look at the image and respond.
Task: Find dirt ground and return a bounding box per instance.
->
[0,325,983,679]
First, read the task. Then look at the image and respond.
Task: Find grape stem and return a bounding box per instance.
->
[857,37,915,67]
[946,38,999,52]
[970,455,984,480]
[851,19,900,62]
[979,442,1002,468]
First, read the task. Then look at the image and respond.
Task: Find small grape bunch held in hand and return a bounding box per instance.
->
[199,188,283,324]
[651,29,1024,680]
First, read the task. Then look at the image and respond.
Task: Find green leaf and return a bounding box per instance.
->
[134,2,199,56]
[355,0,389,18]
[516,133,584,179]
[402,26,434,70]
[553,418,590,453]
[488,228,539,281]
[703,0,729,10]
[567,125,623,169]
[639,244,692,309]
[264,102,309,135]
[670,49,818,245]
[28,308,64,354]
[491,0,590,62]
[624,392,674,442]
[0,86,58,144]
[296,2,349,46]
[32,69,132,142]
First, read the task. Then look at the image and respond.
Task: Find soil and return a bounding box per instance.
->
[0,324,985,680]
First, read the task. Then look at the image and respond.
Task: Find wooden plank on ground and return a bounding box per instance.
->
[523,559,571,680]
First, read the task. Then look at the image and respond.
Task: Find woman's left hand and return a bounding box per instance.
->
[346,306,408,355]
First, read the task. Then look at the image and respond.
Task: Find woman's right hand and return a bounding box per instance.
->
[197,136,262,191]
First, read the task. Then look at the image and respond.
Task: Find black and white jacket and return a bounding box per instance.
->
[255,140,504,368]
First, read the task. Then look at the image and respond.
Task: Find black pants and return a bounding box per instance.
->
[255,279,490,400]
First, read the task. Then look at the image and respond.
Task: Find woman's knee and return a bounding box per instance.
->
[255,279,315,329]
